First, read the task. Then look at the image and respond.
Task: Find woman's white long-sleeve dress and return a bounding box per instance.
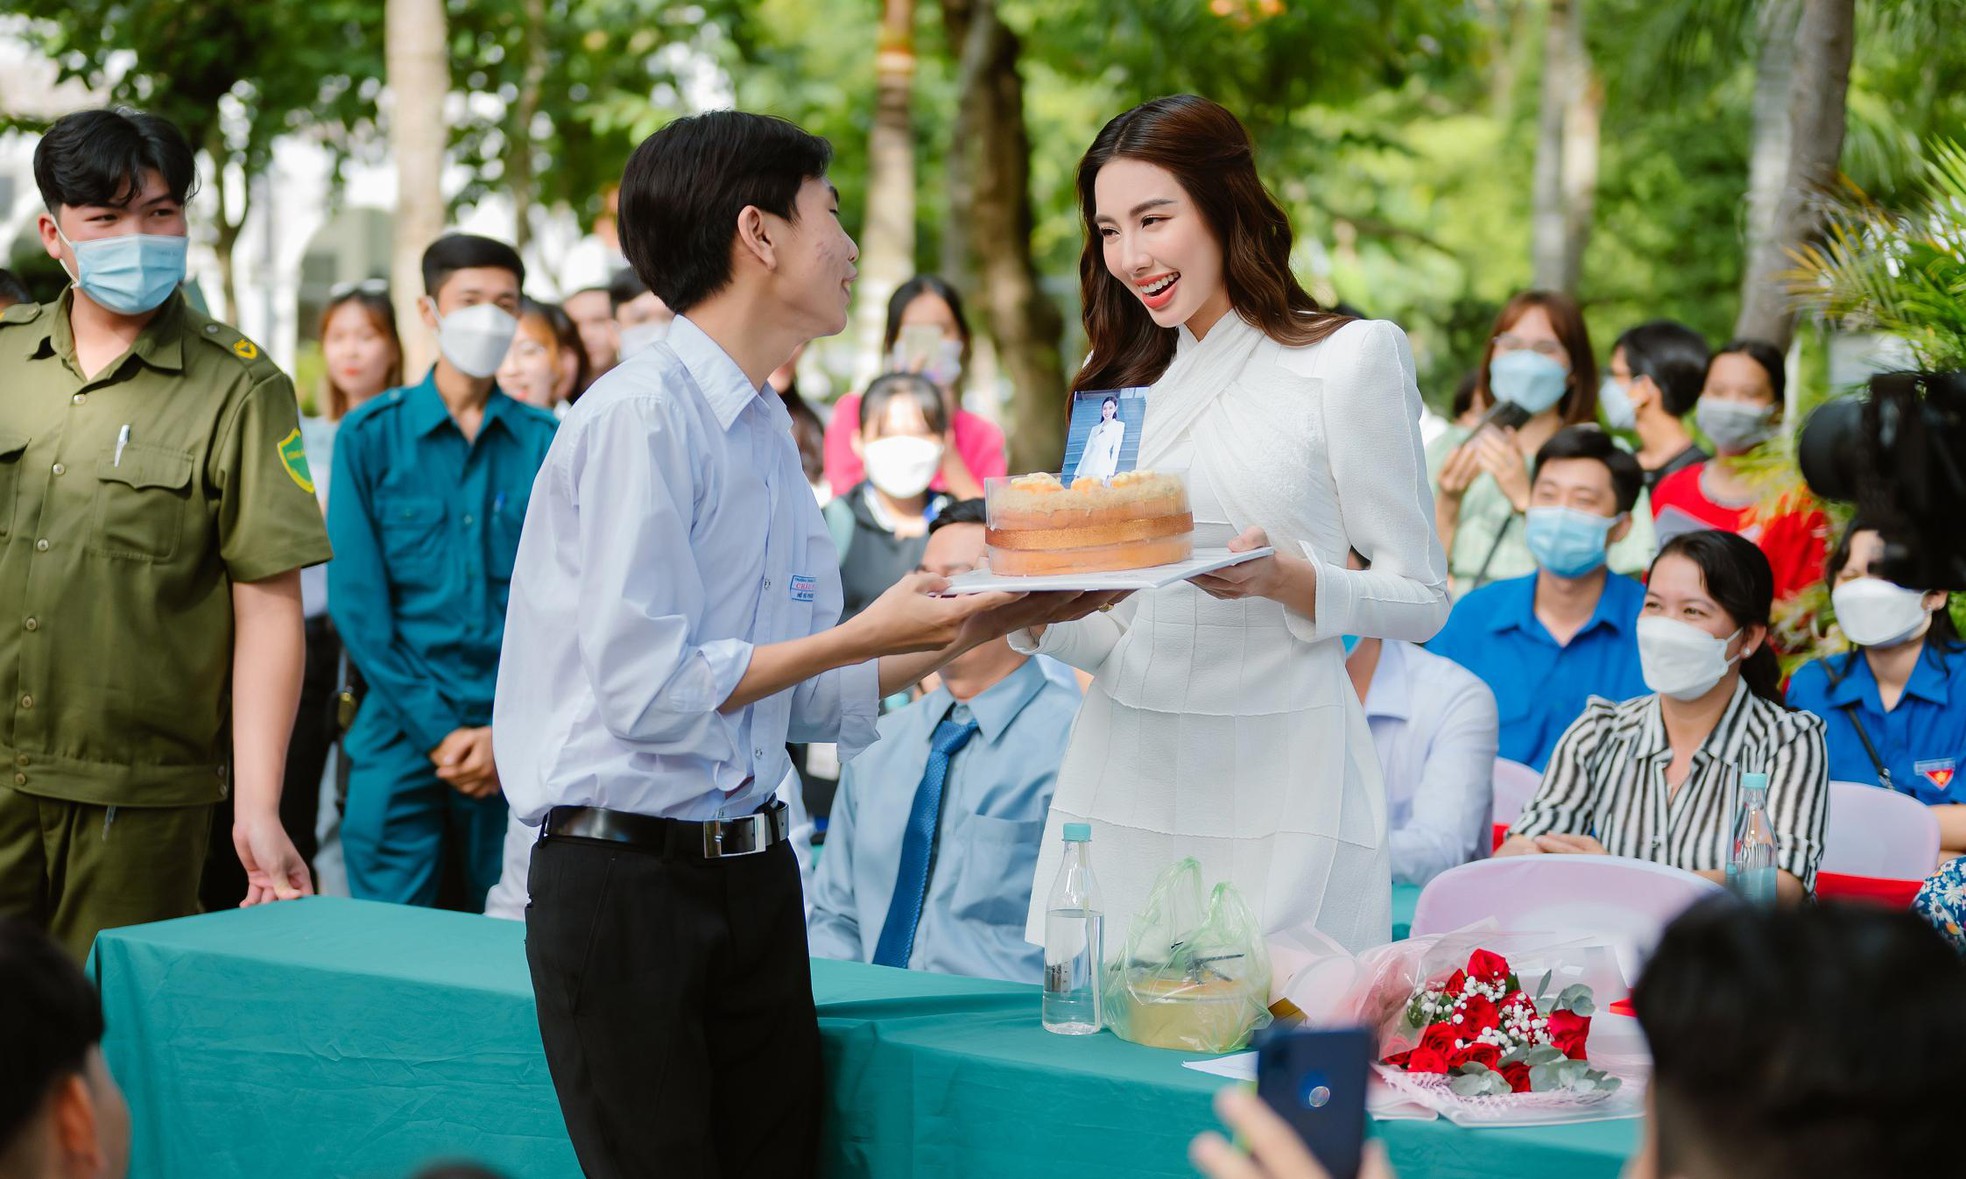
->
[1017,315,1449,953]
[1073,416,1126,483]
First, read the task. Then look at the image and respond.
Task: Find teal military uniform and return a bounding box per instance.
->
[326,370,556,908]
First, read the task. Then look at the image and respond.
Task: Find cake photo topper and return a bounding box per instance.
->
[1063,388,1148,484]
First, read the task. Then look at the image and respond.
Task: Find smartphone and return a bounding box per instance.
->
[1254,1026,1372,1179]
[895,323,945,372]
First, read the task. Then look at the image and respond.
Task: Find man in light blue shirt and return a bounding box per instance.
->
[808,501,1081,983]
[1428,427,1651,770]
[1347,637,1498,886]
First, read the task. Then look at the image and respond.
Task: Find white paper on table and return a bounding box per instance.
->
[940,546,1275,595]
[1181,1053,1440,1121]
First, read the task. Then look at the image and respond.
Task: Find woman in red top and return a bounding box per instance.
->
[822,274,1008,498]
[1650,338,1829,602]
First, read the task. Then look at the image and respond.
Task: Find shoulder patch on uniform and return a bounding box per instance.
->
[277,427,315,493]
[232,338,259,361]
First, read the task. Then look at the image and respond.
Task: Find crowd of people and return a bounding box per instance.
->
[3,94,1965,1179]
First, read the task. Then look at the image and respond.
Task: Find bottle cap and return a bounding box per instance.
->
[1063,822,1092,842]
[1741,771,1769,792]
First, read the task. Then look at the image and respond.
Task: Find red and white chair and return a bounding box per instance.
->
[1412,854,1723,984]
[1489,758,1544,851]
[1816,780,1942,907]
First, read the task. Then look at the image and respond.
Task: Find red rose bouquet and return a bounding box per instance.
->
[1381,948,1619,1098]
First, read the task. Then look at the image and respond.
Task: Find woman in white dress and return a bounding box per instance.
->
[1072,395,1126,482]
[1017,96,1449,952]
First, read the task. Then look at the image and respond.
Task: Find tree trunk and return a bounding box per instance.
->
[1557,3,1598,293]
[1743,0,1800,262]
[1734,0,1854,351]
[945,0,1067,474]
[854,0,918,383]
[508,0,548,254]
[1531,0,1591,294]
[388,0,451,376]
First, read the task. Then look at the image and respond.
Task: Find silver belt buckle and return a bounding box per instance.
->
[703,812,766,858]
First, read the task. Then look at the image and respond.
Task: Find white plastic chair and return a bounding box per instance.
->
[1411,854,1724,985]
[1489,758,1545,831]
[1820,780,1941,880]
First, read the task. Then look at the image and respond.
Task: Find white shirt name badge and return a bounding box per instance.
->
[790,574,817,603]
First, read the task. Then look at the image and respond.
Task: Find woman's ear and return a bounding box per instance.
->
[1923,590,1950,616]
[1736,621,1769,661]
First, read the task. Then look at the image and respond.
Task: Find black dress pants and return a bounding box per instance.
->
[525,831,822,1178]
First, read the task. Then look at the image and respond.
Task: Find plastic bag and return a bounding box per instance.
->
[1105,858,1272,1053]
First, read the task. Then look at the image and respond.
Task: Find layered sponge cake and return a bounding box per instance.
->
[984,471,1194,576]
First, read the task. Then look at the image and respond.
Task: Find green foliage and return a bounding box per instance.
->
[1790,139,1966,374]
[2,0,383,182]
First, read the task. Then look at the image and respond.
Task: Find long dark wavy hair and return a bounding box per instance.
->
[1651,530,1787,707]
[1072,95,1350,394]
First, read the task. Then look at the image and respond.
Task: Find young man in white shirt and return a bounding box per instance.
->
[493,111,1101,1179]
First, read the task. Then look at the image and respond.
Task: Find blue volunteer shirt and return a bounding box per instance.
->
[1786,643,1966,804]
[1427,571,1650,771]
[327,370,558,753]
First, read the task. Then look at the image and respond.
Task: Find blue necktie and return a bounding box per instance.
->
[872,710,981,969]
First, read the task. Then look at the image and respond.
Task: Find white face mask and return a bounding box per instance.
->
[862,435,944,498]
[1638,615,1743,702]
[1832,577,1933,649]
[618,319,670,359]
[431,302,519,379]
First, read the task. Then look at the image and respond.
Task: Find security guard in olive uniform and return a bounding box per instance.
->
[0,109,330,959]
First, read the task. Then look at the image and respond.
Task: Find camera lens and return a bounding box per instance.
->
[1798,397,1864,503]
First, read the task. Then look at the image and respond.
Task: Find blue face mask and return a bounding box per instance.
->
[1598,375,1637,432]
[1524,506,1619,579]
[1489,350,1569,414]
[1341,634,1361,657]
[57,228,188,316]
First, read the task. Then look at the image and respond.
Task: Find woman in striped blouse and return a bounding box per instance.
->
[1498,530,1829,901]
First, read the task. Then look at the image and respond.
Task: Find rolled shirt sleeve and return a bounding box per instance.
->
[572,399,747,769]
[1297,320,1451,645]
[787,503,881,760]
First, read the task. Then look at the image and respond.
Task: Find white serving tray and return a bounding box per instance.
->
[939,546,1275,595]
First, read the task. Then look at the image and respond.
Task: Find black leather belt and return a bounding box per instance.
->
[542,800,790,859]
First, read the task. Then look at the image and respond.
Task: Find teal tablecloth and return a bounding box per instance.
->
[1392,881,1421,940]
[92,898,1633,1179]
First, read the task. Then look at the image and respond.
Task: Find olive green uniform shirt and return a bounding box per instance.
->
[0,291,334,808]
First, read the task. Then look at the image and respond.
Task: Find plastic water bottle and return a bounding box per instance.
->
[1728,771,1779,906]
[1043,822,1105,1035]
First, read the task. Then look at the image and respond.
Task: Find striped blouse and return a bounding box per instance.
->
[1511,680,1829,890]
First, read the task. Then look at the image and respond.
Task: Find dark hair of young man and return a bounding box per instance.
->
[1615,320,1711,418]
[1634,899,1966,1179]
[32,108,198,213]
[857,372,949,438]
[606,268,649,314]
[1532,424,1644,515]
[929,498,986,534]
[0,918,106,1150]
[419,234,525,300]
[0,269,33,308]
[1713,338,1788,405]
[616,111,833,315]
